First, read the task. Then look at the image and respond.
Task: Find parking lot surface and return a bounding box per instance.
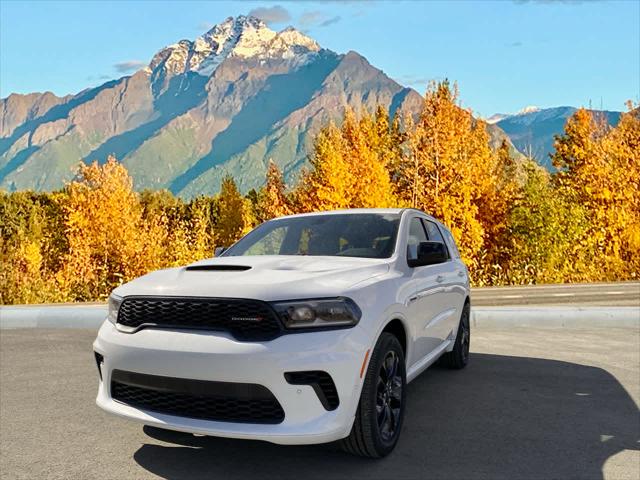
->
[1,327,638,480]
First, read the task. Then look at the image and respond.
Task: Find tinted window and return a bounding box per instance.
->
[224,213,400,259]
[244,226,288,256]
[424,220,445,243]
[407,217,428,261]
[440,226,461,259]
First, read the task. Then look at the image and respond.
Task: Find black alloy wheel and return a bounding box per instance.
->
[376,350,403,443]
[340,332,406,458]
[440,302,471,369]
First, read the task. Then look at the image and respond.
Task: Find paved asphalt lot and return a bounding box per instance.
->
[1,328,638,480]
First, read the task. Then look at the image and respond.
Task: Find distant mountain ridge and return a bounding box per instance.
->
[491,106,622,169]
[0,15,517,196]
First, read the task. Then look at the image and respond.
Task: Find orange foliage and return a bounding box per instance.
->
[2,87,638,304]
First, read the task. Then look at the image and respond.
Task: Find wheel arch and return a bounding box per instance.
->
[380,318,408,361]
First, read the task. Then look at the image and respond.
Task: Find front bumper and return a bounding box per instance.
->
[93,321,370,445]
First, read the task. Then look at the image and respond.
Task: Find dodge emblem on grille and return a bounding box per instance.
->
[231,316,263,322]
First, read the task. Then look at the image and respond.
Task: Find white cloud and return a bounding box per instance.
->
[248,5,291,25]
[113,60,146,73]
[395,74,432,88]
[299,11,341,29]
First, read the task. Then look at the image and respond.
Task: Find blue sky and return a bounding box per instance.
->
[1,0,638,116]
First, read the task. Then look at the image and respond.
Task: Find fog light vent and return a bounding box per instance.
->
[284,371,339,410]
[94,352,104,380]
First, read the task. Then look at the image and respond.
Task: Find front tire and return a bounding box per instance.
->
[340,332,406,458]
[440,302,470,369]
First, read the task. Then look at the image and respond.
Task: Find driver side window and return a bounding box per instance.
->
[407,217,428,261]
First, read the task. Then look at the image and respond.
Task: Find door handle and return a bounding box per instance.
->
[457,271,464,277]
[408,295,418,303]
[436,275,445,283]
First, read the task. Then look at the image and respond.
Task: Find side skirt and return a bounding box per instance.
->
[406,340,451,383]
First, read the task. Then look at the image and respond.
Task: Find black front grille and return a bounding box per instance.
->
[111,370,285,424]
[285,371,340,410]
[117,297,282,340]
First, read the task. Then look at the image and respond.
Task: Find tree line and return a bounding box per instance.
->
[1,81,638,304]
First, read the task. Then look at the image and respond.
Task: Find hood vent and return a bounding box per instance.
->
[185,265,251,272]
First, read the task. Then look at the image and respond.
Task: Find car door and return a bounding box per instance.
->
[405,216,451,364]
[435,222,469,336]
[423,220,466,341]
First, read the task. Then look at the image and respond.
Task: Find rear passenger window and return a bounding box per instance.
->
[423,220,450,259]
[407,218,428,261]
[424,220,445,243]
[440,226,461,259]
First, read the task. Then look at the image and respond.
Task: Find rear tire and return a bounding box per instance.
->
[440,302,470,369]
[340,332,406,458]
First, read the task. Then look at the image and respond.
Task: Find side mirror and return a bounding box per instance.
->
[408,241,448,268]
[214,246,228,257]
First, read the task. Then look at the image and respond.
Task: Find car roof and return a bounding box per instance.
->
[272,208,442,225]
[278,208,405,220]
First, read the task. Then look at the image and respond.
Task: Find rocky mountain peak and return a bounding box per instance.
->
[516,105,541,115]
[0,13,526,198]
[147,15,321,79]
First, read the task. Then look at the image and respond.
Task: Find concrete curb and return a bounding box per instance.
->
[0,304,107,329]
[1,304,638,330]
[470,306,640,328]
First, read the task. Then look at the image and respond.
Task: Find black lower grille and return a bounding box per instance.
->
[111,370,284,424]
[116,296,282,341]
[285,371,340,410]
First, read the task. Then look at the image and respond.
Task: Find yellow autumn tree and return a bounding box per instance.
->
[553,105,640,279]
[60,156,150,300]
[397,81,496,278]
[215,175,252,247]
[606,104,640,276]
[343,109,398,208]
[255,160,292,222]
[0,191,68,303]
[138,189,182,268]
[372,106,405,172]
[295,108,397,212]
[0,231,48,304]
[473,139,522,283]
[295,121,351,211]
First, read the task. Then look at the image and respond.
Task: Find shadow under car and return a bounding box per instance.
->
[133,353,640,480]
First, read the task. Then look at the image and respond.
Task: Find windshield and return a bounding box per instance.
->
[223,213,400,259]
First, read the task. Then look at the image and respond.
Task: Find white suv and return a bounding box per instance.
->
[94,208,470,457]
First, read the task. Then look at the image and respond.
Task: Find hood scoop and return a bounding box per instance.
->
[185,264,251,271]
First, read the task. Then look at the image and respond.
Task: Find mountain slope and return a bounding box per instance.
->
[495,106,621,169]
[0,15,518,196]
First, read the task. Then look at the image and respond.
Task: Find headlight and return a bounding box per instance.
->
[107,294,123,324]
[271,297,361,329]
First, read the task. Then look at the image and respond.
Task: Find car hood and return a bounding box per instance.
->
[114,255,391,301]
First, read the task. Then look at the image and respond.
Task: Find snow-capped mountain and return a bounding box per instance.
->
[486,106,541,124]
[149,16,320,80]
[0,15,515,196]
[486,113,510,124]
[493,106,621,168]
